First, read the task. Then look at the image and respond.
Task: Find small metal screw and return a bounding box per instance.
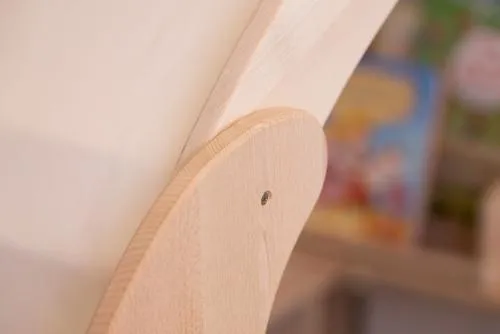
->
[261,191,272,206]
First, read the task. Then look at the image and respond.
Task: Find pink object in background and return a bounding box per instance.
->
[450,26,500,111]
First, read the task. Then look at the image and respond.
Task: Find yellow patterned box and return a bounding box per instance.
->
[307,57,441,247]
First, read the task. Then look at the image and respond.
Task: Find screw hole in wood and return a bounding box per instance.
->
[261,191,272,206]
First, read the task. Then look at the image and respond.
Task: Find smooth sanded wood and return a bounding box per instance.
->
[178,0,350,161]
[0,0,396,332]
[481,182,500,299]
[0,0,261,271]
[179,0,399,163]
[0,1,261,332]
[87,108,327,334]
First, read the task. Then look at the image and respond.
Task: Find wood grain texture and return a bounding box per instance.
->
[0,0,396,331]
[178,0,398,163]
[481,182,500,300]
[0,0,261,270]
[0,1,261,332]
[260,0,399,130]
[87,108,327,334]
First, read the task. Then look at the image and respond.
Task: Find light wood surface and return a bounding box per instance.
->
[481,182,500,300]
[0,0,396,332]
[0,0,261,270]
[179,0,351,160]
[87,108,327,334]
[181,0,399,161]
[1,1,261,331]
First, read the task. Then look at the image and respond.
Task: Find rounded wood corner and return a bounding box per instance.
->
[87,107,327,334]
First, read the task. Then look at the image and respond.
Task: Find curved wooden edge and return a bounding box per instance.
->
[178,0,398,165]
[87,108,327,334]
[481,181,500,299]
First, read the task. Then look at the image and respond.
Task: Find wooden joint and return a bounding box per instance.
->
[87,107,327,334]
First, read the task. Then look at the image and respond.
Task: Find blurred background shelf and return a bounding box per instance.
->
[269,252,344,334]
[297,230,500,315]
[439,137,500,189]
[271,252,340,321]
[444,137,500,167]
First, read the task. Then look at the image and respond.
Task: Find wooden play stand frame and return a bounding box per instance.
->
[0,0,401,333]
[87,108,327,333]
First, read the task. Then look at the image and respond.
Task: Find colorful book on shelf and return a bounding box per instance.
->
[363,0,500,253]
[414,0,500,239]
[306,57,441,246]
[370,0,500,149]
